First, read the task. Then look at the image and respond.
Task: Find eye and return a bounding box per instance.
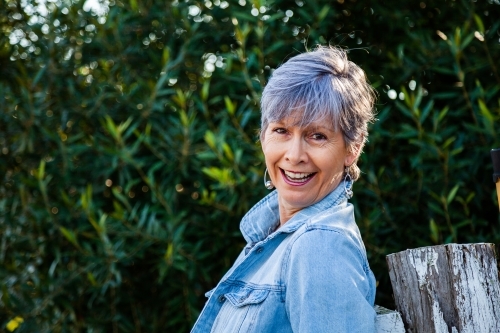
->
[273,127,287,134]
[310,133,327,141]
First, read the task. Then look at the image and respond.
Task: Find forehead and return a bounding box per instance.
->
[270,113,337,132]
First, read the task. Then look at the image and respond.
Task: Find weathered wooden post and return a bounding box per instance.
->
[375,305,405,333]
[386,243,500,332]
[492,148,500,210]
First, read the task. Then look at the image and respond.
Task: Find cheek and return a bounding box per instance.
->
[261,136,280,157]
[261,142,275,166]
[322,147,349,170]
[323,144,345,159]
[263,148,278,165]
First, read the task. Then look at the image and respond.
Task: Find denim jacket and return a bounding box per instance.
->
[191,181,376,333]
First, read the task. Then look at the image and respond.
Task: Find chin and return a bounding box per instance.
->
[278,192,315,210]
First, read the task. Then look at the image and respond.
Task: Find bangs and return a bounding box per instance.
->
[262,75,343,132]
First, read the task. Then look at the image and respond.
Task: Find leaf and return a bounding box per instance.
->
[37,159,46,181]
[474,14,485,34]
[224,96,236,115]
[59,227,80,249]
[165,243,173,264]
[87,272,97,286]
[202,167,222,180]
[104,115,118,140]
[420,100,434,125]
[130,0,138,11]
[428,202,445,215]
[32,66,47,88]
[156,88,175,97]
[265,11,285,22]
[98,214,108,234]
[172,89,187,110]
[202,167,235,186]
[450,147,463,156]
[263,40,286,56]
[201,80,210,101]
[179,110,189,127]
[83,209,97,230]
[222,143,234,161]
[317,5,330,21]
[478,99,494,129]
[204,130,217,150]
[460,32,475,50]
[112,188,132,210]
[438,106,449,123]
[162,47,170,66]
[447,184,460,204]
[395,101,414,120]
[442,136,456,149]
[413,86,423,112]
[429,219,439,244]
[117,117,133,135]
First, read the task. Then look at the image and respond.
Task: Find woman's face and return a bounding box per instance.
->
[262,115,356,221]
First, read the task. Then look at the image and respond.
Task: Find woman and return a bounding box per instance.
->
[192,46,377,333]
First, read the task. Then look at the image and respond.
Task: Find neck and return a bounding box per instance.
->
[278,200,302,226]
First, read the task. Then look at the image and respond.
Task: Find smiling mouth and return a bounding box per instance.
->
[280,168,316,185]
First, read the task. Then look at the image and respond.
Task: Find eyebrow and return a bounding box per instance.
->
[270,121,334,131]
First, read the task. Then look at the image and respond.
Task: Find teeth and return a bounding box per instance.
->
[284,170,313,179]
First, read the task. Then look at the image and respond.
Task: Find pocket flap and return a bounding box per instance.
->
[224,287,270,307]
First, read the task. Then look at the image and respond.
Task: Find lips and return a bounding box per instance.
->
[280,168,316,186]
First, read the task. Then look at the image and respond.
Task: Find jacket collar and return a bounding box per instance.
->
[240,180,351,244]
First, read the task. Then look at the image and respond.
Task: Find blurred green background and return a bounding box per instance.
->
[1,0,499,331]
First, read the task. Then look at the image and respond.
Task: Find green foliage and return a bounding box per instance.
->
[1,0,499,331]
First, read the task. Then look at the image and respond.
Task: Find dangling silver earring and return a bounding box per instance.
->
[264,168,274,190]
[344,166,353,198]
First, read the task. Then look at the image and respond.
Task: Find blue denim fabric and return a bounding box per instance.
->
[191,181,376,333]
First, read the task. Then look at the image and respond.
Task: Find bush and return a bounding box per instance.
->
[1,0,499,331]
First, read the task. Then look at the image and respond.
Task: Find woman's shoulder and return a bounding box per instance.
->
[290,224,367,263]
[284,203,370,270]
[303,203,365,249]
[281,210,376,309]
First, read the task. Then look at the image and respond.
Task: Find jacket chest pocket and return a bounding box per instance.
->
[210,287,270,333]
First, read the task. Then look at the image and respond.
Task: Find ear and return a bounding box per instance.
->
[344,141,363,167]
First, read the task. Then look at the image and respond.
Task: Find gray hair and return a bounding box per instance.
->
[260,46,376,181]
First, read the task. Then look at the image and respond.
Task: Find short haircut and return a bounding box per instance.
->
[260,46,376,181]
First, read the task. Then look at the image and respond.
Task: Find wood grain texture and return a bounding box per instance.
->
[375,305,405,333]
[387,243,500,333]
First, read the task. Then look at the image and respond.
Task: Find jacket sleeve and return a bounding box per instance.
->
[283,228,376,333]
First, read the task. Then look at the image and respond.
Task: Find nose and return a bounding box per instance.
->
[284,136,308,165]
